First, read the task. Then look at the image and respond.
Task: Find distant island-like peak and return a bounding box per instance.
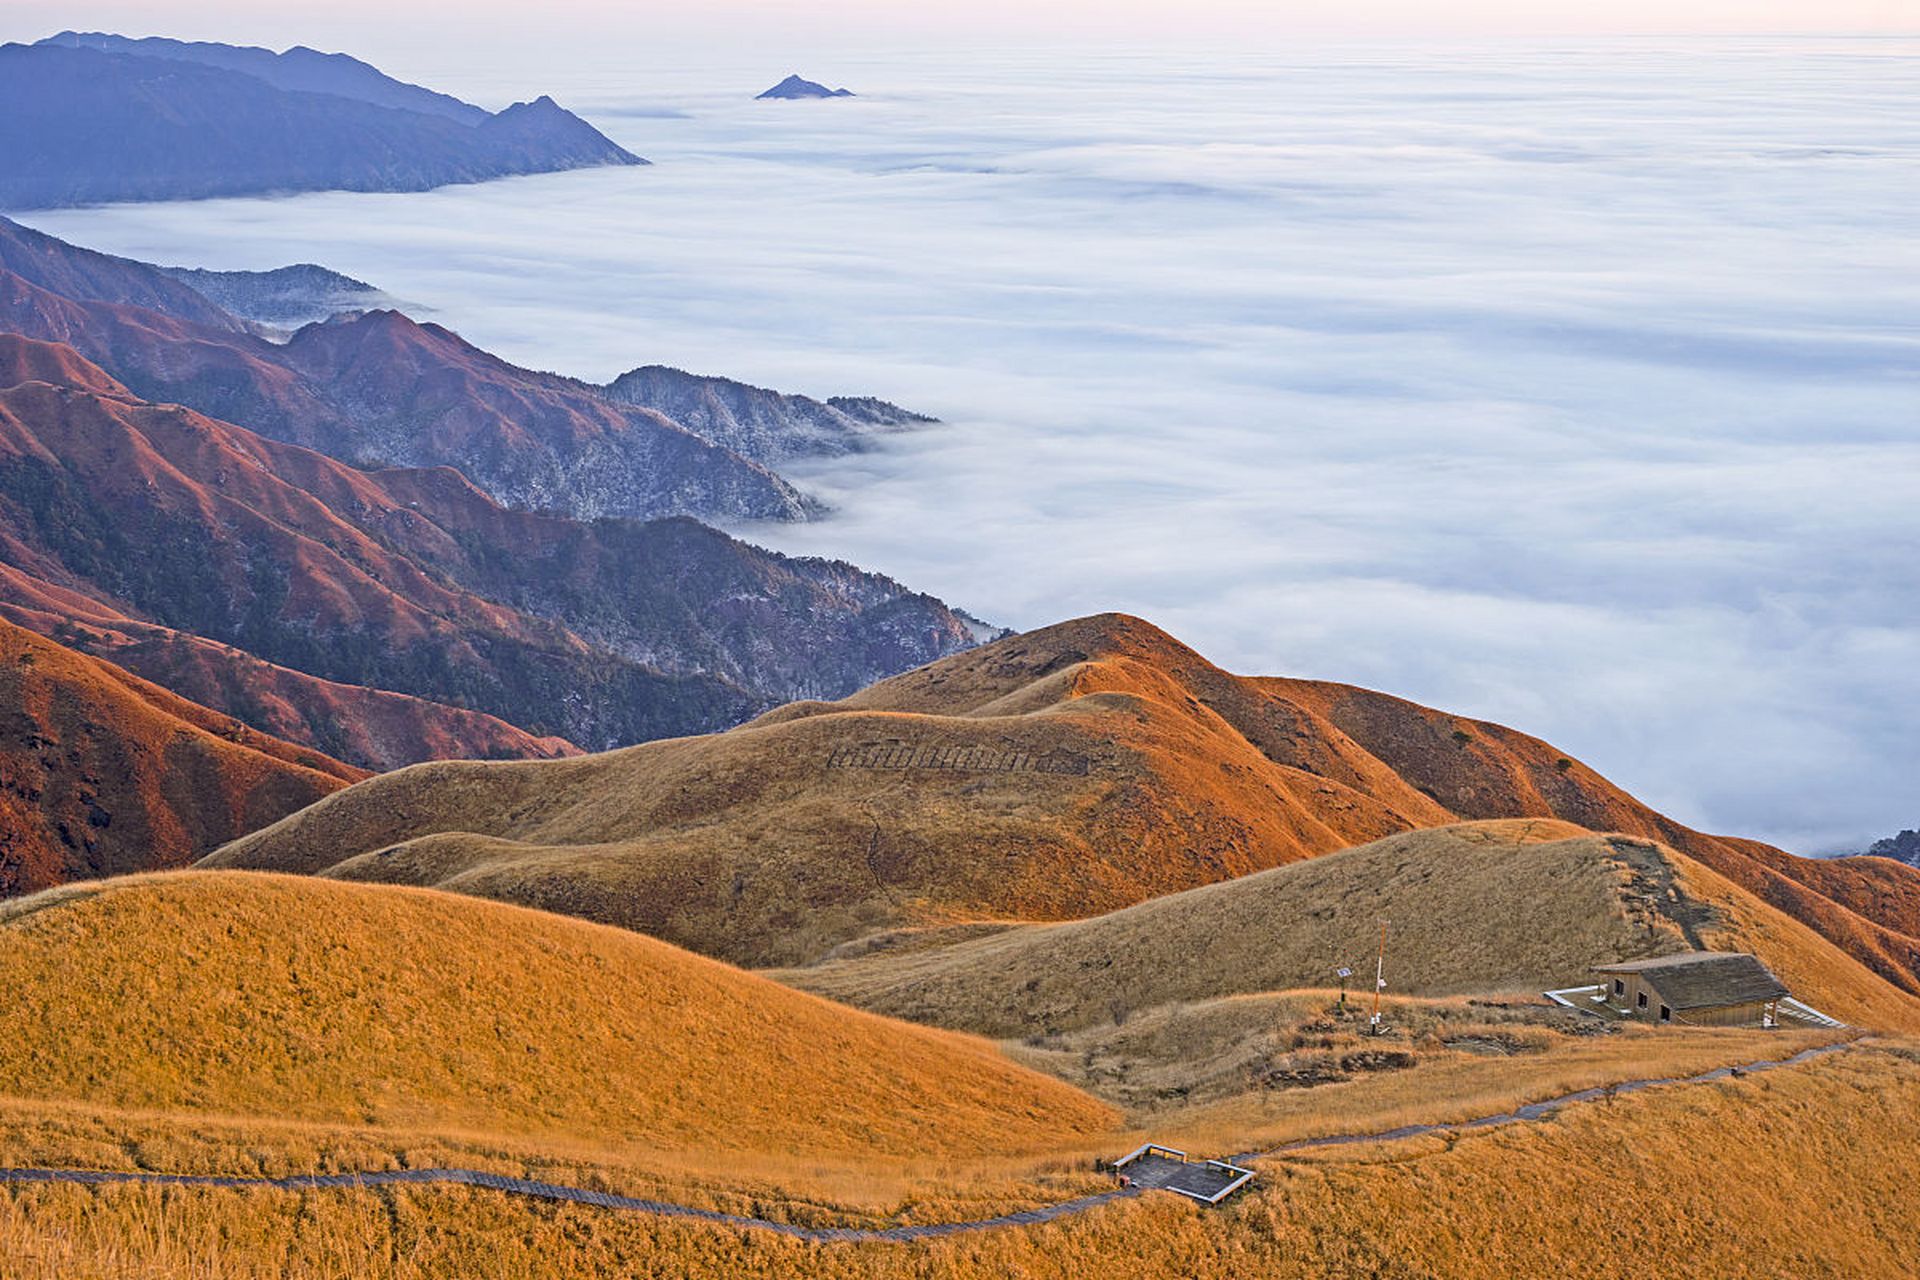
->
[757,74,854,100]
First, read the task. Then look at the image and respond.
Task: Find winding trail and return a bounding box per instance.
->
[0,1040,1854,1243]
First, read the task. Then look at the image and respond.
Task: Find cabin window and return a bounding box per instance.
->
[1660,1005,1672,1022]
[1637,991,1648,1009]
[1613,978,1624,997]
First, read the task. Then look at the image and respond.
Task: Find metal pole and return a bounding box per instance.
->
[1370,919,1387,1035]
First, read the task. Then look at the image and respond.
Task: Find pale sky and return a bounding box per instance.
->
[2,0,1915,58]
[5,1,1913,96]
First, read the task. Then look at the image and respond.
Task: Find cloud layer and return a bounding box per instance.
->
[24,39,1920,852]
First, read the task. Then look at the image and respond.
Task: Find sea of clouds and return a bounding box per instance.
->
[24,39,1919,853]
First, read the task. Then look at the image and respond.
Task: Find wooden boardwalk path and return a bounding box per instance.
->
[0,1041,1852,1243]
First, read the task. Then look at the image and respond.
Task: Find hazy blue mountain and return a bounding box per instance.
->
[1861,830,1920,867]
[603,365,935,462]
[757,74,854,99]
[37,31,490,124]
[157,262,398,330]
[0,42,643,210]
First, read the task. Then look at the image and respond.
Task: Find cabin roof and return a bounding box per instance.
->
[1592,952,1789,1010]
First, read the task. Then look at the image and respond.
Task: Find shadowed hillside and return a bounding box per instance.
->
[207,614,1920,983]
[0,561,578,770]
[0,617,358,895]
[0,332,979,778]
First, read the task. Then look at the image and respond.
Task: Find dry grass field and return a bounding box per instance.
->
[0,873,1117,1174]
[204,615,1920,992]
[4,1040,1916,1279]
[11,624,1920,1277]
[999,987,1814,1127]
[777,821,1920,1038]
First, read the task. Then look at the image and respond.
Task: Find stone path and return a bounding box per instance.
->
[0,1040,1854,1243]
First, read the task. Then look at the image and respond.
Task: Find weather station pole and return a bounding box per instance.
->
[1370,919,1388,1035]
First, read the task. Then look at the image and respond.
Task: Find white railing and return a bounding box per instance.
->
[1112,1144,1256,1205]
[1112,1143,1186,1169]
[1776,997,1845,1029]
[1176,1160,1256,1206]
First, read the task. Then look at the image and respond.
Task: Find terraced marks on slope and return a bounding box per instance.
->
[780,821,1920,1039]
[207,615,1920,984]
[5,1040,1917,1279]
[0,617,358,894]
[0,873,1116,1167]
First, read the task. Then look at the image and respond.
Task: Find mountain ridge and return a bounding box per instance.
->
[38,30,492,124]
[0,217,813,524]
[603,364,937,463]
[204,612,1920,988]
[0,41,642,209]
[156,262,396,330]
[0,335,980,772]
[758,74,855,100]
[0,614,358,895]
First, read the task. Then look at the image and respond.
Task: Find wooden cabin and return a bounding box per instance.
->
[1592,952,1789,1028]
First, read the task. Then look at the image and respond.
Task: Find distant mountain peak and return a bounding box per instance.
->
[35,29,491,125]
[757,74,854,100]
[156,261,398,331]
[602,364,936,464]
[3,37,644,208]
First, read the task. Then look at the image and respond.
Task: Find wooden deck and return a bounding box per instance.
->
[1112,1145,1255,1205]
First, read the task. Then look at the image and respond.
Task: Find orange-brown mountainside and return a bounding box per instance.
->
[0,562,577,771]
[0,341,745,752]
[0,615,358,895]
[1254,674,1920,996]
[0,333,979,767]
[207,613,1920,982]
[0,215,809,524]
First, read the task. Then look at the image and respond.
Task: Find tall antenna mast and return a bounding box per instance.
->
[1370,919,1388,1034]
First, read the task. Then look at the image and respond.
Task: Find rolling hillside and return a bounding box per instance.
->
[8,1040,1919,1279]
[208,614,1920,983]
[0,872,1115,1159]
[780,820,1920,1037]
[0,617,358,895]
